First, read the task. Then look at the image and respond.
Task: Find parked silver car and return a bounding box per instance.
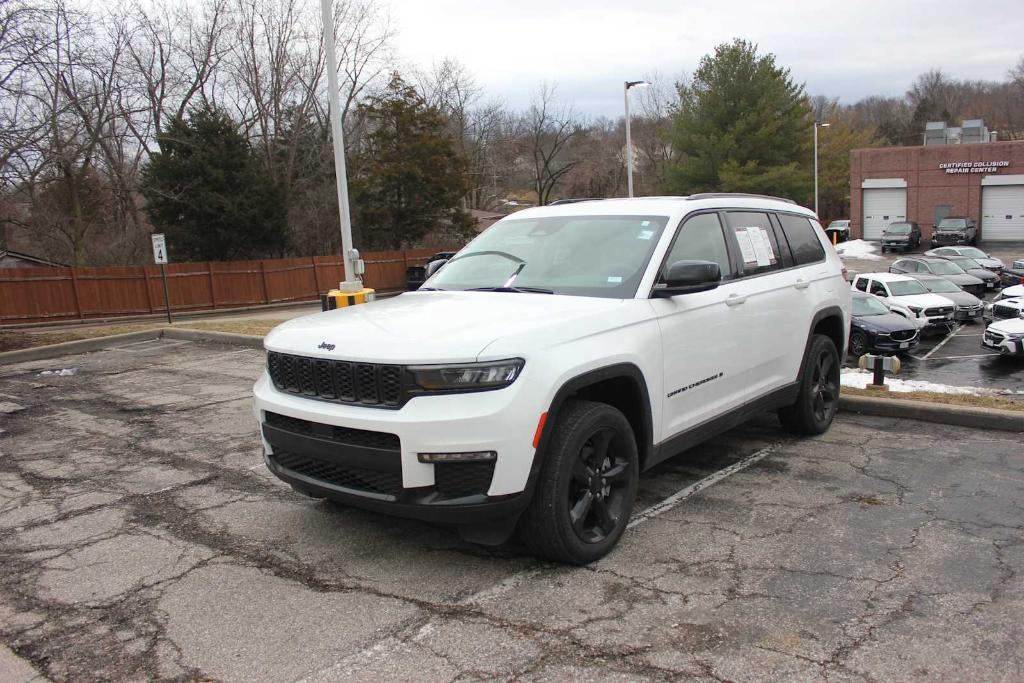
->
[936,255,1001,291]
[889,256,985,297]
[905,274,984,322]
[924,246,1005,273]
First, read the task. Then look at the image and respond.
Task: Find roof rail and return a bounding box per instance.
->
[547,198,605,205]
[686,192,796,205]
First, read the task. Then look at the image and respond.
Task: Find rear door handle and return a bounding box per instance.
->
[726,293,746,306]
[794,279,809,290]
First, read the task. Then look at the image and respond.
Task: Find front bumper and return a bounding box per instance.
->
[869,335,919,353]
[955,305,984,321]
[982,332,1024,355]
[882,240,911,250]
[252,371,543,523]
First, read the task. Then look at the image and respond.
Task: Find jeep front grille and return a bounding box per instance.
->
[267,351,405,407]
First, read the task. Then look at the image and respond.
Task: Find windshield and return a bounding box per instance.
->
[958,247,987,259]
[852,296,890,316]
[949,257,982,270]
[424,214,669,298]
[920,278,959,293]
[885,223,911,234]
[888,280,928,296]
[937,218,967,230]
[928,260,965,275]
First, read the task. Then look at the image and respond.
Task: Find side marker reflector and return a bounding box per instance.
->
[533,412,548,448]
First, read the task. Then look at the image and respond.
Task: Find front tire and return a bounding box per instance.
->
[849,330,868,357]
[779,334,840,435]
[519,400,639,565]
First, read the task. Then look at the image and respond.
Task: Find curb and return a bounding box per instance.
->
[839,394,1024,433]
[161,327,265,349]
[0,329,163,365]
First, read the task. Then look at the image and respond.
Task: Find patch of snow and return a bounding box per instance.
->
[841,368,989,396]
[835,239,884,261]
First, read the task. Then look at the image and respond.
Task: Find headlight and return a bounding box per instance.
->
[407,359,525,392]
[907,305,923,317]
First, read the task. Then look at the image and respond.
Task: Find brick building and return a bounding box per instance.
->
[849,138,1024,243]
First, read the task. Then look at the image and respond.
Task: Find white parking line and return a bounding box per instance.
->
[921,324,961,360]
[627,440,785,528]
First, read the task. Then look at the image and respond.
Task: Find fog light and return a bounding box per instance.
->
[418,451,497,463]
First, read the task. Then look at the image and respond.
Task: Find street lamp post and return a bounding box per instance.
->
[320,0,361,292]
[624,80,649,198]
[814,121,831,216]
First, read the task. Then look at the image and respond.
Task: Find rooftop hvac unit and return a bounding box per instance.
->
[924,121,947,146]
[961,119,988,144]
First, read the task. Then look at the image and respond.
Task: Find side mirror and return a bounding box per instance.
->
[653,260,721,297]
[425,258,449,278]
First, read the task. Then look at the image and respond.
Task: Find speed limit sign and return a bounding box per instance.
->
[151,233,168,264]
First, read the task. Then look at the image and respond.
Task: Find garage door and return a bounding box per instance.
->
[862,188,906,240]
[981,184,1024,241]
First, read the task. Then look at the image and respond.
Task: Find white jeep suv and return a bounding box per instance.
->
[253,194,851,564]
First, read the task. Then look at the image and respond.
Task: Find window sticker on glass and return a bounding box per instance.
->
[734,227,758,264]
[607,276,623,283]
[759,227,777,262]
[746,227,772,267]
[637,229,654,240]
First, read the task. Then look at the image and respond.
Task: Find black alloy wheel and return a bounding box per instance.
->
[519,400,639,564]
[779,334,841,435]
[849,330,868,357]
[567,427,632,544]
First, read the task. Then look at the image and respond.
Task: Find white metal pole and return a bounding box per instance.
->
[625,82,634,198]
[813,123,819,216]
[320,0,357,288]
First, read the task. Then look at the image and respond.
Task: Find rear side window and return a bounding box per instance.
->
[778,214,825,266]
[855,278,868,292]
[725,212,785,276]
[664,213,734,281]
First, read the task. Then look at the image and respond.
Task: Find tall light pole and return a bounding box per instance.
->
[320,0,360,291]
[624,80,649,198]
[814,121,830,216]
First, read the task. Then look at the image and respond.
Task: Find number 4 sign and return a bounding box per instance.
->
[151,233,168,264]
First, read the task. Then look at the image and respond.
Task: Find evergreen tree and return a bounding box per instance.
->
[141,106,289,261]
[666,39,813,202]
[349,74,474,250]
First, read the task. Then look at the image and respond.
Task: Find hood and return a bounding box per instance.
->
[999,284,1024,299]
[889,292,956,309]
[965,268,997,281]
[990,317,1024,334]
[263,291,631,363]
[853,312,919,333]
[977,257,1004,269]
[943,273,983,286]
[930,290,981,307]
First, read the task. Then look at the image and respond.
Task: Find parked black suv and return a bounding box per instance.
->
[848,291,920,356]
[880,222,921,253]
[930,217,977,247]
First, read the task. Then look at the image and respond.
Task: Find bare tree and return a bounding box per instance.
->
[521,83,580,206]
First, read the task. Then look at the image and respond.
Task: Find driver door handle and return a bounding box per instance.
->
[726,293,746,307]
[794,279,809,290]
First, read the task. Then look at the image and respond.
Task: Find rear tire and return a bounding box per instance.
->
[779,334,841,436]
[519,400,639,565]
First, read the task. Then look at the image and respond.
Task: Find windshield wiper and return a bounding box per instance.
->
[466,286,554,294]
[417,286,445,291]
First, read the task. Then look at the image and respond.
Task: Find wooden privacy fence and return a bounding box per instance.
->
[0,248,455,325]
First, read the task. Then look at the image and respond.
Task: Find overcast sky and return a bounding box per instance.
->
[386,0,1024,118]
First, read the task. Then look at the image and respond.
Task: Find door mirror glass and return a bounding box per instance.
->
[654,260,721,296]
[425,258,449,278]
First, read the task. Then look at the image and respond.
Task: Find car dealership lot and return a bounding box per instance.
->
[1,339,1022,681]
[842,242,1024,396]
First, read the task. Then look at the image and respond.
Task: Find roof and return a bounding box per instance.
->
[855,272,914,282]
[511,195,814,222]
[0,249,68,268]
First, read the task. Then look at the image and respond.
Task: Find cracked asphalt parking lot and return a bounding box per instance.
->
[1,339,1022,682]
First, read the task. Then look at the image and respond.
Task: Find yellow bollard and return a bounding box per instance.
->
[321,287,376,310]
